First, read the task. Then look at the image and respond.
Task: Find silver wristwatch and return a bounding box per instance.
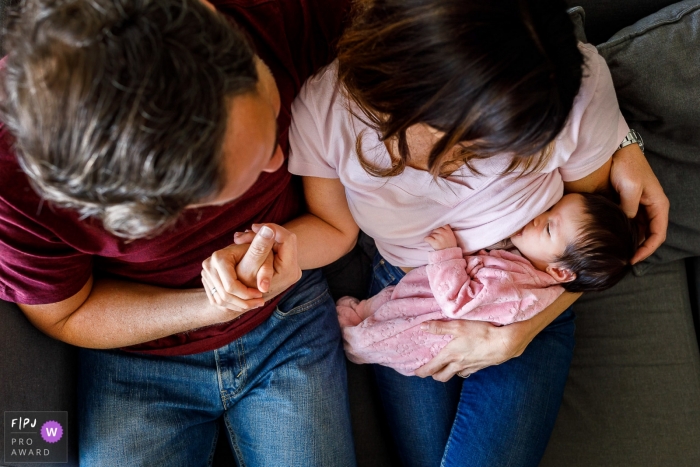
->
[619,129,644,153]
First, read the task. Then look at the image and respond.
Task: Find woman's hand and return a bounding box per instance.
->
[201,224,302,312]
[414,320,532,381]
[610,144,669,264]
[415,292,580,381]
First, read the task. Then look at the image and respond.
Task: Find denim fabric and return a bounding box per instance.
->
[78,269,356,467]
[369,252,575,467]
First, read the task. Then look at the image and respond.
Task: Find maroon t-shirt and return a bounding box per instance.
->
[0,0,350,355]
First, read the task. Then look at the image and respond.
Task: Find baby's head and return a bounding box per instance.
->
[510,193,639,292]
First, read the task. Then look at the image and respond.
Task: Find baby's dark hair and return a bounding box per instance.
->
[557,192,639,293]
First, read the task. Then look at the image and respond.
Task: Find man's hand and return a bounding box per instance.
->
[201,224,302,312]
[610,144,669,264]
[201,241,267,313]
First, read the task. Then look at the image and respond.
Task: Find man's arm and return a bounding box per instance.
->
[18,275,244,349]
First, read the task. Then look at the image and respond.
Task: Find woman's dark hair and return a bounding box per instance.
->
[0,0,258,239]
[558,193,640,293]
[336,0,584,178]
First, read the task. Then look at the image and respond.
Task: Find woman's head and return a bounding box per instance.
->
[337,0,584,177]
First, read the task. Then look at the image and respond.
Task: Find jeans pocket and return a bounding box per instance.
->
[368,252,405,297]
[274,269,331,319]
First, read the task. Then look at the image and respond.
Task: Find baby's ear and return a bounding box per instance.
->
[546,264,576,283]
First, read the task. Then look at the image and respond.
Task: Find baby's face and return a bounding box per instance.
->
[510,193,587,271]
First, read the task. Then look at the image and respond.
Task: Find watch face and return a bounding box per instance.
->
[631,129,644,152]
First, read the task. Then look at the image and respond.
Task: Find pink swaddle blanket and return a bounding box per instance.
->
[337,247,564,375]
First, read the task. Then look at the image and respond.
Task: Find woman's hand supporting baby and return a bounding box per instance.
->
[415,291,580,381]
[610,144,669,264]
[201,224,302,313]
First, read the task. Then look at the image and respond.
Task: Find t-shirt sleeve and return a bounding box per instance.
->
[288,65,342,179]
[0,202,93,305]
[556,43,630,182]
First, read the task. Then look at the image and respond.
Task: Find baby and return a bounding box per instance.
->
[337,192,639,376]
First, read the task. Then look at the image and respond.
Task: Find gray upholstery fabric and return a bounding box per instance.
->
[542,260,700,467]
[0,300,79,467]
[689,257,700,341]
[567,0,680,44]
[568,6,588,43]
[1,3,699,467]
[596,0,700,273]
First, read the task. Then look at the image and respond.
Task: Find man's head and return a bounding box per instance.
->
[1,0,282,238]
[511,192,638,292]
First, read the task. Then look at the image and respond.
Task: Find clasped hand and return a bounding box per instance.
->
[201,224,302,313]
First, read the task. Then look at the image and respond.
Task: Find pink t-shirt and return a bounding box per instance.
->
[289,43,629,267]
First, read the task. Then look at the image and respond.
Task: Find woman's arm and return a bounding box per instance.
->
[232,176,360,270]
[284,176,361,270]
[417,145,669,380]
[200,176,360,310]
[563,156,612,194]
[608,144,668,264]
[415,156,611,380]
[415,291,580,381]
[564,145,669,264]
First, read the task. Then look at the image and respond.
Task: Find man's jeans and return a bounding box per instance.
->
[78,269,356,467]
[369,252,576,467]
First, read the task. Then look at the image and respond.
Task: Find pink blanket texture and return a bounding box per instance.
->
[337,247,564,375]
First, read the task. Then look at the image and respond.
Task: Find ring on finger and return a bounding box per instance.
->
[211,287,218,295]
[457,370,471,379]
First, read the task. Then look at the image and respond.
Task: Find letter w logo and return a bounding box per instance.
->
[46,428,58,437]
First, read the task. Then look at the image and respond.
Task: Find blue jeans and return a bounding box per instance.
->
[78,269,356,467]
[369,252,575,467]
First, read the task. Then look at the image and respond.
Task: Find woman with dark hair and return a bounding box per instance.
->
[205,0,668,465]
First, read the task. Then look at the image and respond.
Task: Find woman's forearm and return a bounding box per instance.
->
[513,291,581,353]
[564,157,612,194]
[284,213,358,270]
[283,176,360,270]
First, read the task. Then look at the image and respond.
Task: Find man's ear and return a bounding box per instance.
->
[546,264,576,283]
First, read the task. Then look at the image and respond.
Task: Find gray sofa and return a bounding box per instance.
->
[2,1,700,466]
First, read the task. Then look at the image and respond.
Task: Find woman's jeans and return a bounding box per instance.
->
[78,269,356,467]
[370,252,576,467]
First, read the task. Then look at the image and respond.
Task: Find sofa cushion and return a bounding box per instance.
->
[595,0,700,274]
[568,0,681,44]
[567,6,588,43]
[541,260,700,467]
[0,300,80,467]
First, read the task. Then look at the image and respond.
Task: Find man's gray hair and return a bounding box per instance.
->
[1,0,258,238]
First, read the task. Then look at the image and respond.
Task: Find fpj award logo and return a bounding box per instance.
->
[4,411,68,463]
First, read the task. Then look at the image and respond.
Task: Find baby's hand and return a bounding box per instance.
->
[425,225,458,250]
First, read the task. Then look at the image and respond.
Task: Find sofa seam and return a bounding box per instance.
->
[598,4,700,52]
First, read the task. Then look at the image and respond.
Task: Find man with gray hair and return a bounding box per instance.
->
[0,0,356,464]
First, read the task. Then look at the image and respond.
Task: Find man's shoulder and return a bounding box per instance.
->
[214,0,351,75]
[0,126,33,206]
[0,125,73,232]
